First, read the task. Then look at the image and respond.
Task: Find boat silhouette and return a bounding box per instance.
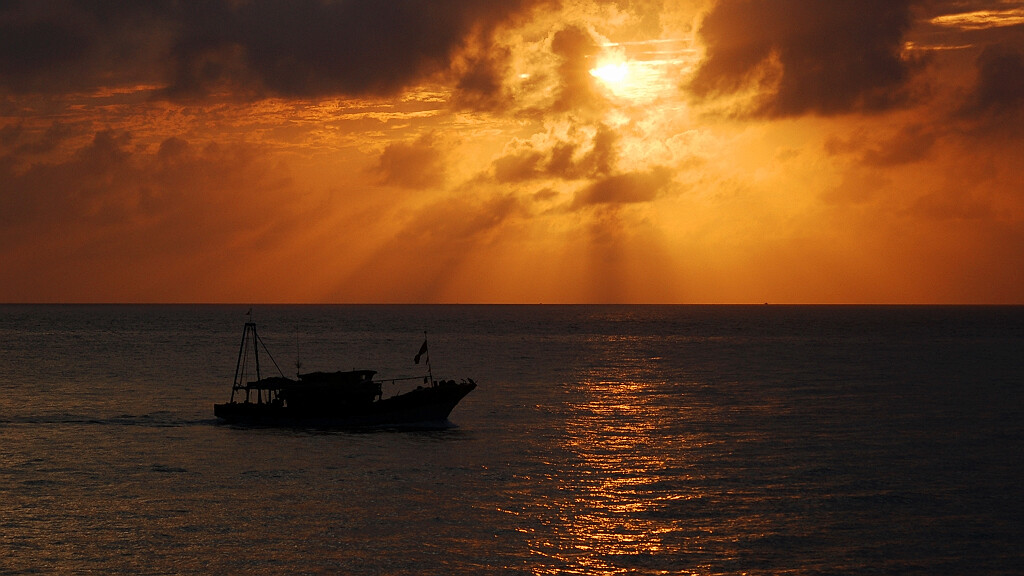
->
[214,320,475,428]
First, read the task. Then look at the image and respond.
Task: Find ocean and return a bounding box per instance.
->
[1,304,1021,575]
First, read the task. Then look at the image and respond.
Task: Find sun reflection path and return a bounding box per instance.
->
[525,334,707,575]
[504,326,822,575]
[530,380,697,575]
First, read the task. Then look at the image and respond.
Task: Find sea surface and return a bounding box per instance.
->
[1,304,1022,575]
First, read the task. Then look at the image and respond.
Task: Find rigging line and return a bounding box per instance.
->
[255,330,287,378]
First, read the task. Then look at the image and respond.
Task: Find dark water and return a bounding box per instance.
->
[1,305,1022,575]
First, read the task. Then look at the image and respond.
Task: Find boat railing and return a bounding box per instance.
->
[375,375,435,399]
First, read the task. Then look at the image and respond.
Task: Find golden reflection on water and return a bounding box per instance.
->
[527,337,701,575]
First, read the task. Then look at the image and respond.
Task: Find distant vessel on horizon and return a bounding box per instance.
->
[213,319,475,428]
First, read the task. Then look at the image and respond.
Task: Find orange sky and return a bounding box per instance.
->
[2,0,1023,303]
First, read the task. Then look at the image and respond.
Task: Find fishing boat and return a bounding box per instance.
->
[213,319,476,428]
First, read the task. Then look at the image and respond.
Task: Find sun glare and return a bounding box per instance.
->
[590,58,669,102]
[590,62,630,86]
[587,39,690,103]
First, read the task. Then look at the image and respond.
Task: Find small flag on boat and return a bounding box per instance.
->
[414,340,428,364]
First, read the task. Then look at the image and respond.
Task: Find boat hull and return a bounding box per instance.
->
[214,380,476,428]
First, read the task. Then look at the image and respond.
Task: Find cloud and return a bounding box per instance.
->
[572,166,672,207]
[0,0,547,99]
[0,127,319,300]
[493,149,546,183]
[826,124,938,167]
[491,123,621,183]
[0,2,176,94]
[0,18,92,86]
[1,129,135,227]
[452,40,515,111]
[959,43,1024,118]
[690,0,919,116]
[929,7,1024,31]
[373,134,447,189]
[550,25,602,112]
[0,121,76,160]
[3,0,1022,304]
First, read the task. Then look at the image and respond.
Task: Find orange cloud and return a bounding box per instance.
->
[1,0,1023,303]
[373,134,448,189]
[572,167,673,207]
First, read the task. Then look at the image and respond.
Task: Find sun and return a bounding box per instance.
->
[590,59,658,101]
[590,61,630,87]
[588,55,669,102]
[585,39,693,103]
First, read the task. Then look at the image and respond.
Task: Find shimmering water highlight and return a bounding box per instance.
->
[1,305,1021,574]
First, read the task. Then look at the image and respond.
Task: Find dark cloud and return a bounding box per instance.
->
[690,0,919,116]
[0,0,544,99]
[960,44,1024,118]
[492,124,621,183]
[494,150,545,183]
[550,25,601,111]
[863,125,938,166]
[452,43,514,110]
[157,136,190,162]
[572,167,672,207]
[584,124,618,176]
[0,129,136,227]
[373,135,447,189]
[0,1,178,93]
[825,124,939,167]
[0,19,92,82]
[0,127,295,238]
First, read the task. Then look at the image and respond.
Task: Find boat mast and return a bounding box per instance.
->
[295,326,302,378]
[231,323,247,403]
[252,322,262,390]
[231,319,261,403]
[231,308,286,404]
